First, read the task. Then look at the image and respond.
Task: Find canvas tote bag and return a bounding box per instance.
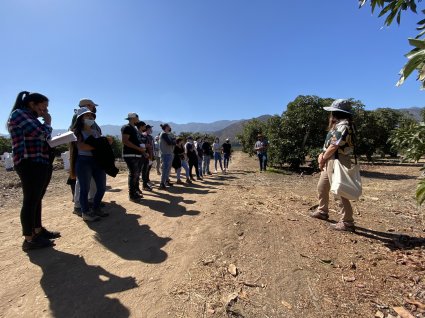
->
[331,155,362,200]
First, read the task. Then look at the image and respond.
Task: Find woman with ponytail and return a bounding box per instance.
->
[7,91,60,251]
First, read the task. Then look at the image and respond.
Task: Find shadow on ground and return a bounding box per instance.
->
[28,248,137,318]
[88,201,171,263]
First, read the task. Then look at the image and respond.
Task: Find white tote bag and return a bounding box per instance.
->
[331,160,362,200]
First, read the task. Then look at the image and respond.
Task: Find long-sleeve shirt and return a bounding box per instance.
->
[159,132,176,155]
[7,108,52,165]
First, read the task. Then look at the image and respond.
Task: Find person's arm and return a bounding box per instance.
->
[318,144,338,170]
[161,133,176,145]
[122,134,145,153]
[14,110,52,139]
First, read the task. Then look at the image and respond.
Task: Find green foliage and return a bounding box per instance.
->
[109,135,123,159]
[178,132,216,143]
[237,119,267,156]
[388,123,425,161]
[417,178,425,205]
[360,1,425,89]
[0,136,12,154]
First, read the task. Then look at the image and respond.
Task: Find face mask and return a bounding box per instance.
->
[84,119,95,126]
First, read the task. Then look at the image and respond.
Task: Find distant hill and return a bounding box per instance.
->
[397,107,423,122]
[213,115,272,144]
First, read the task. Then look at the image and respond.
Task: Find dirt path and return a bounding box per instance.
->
[0,152,424,318]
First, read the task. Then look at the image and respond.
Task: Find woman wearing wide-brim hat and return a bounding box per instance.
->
[310,99,357,232]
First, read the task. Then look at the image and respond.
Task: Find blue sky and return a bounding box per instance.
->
[0,0,423,134]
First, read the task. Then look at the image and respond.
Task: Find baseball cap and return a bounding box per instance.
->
[135,121,147,128]
[125,112,139,120]
[146,124,153,129]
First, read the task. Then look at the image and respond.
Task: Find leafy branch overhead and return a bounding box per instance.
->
[359,0,425,89]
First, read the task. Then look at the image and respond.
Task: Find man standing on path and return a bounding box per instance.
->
[202,137,212,176]
[121,113,146,202]
[254,134,268,172]
[222,138,232,173]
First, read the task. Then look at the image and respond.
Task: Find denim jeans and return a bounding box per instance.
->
[223,153,230,169]
[15,160,52,236]
[197,158,203,177]
[202,155,211,174]
[76,155,106,213]
[258,153,267,171]
[74,178,96,208]
[124,157,142,197]
[161,154,174,184]
[176,159,190,180]
[214,152,223,171]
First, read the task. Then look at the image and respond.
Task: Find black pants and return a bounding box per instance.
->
[140,157,149,186]
[189,157,200,179]
[124,157,142,196]
[15,160,52,236]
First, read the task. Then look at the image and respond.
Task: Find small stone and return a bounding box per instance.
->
[228,264,238,276]
[374,310,384,318]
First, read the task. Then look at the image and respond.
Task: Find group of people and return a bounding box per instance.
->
[7,90,357,252]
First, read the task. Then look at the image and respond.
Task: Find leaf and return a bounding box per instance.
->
[408,38,425,49]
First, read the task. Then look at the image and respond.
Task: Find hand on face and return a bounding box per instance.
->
[30,101,51,125]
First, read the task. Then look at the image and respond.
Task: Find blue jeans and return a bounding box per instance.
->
[76,155,106,213]
[197,158,203,177]
[202,155,211,174]
[161,154,174,184]
[258,153,267,171]
[176,159,190,180]
[214,152,223,171]
[124,157,142,197]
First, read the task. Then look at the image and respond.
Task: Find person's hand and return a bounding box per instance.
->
[41,110,52,125]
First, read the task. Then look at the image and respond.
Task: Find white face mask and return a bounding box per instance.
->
[84,119,95,126]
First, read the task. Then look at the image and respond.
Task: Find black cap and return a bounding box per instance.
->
[146,124,153,129]
[135,121,146,128]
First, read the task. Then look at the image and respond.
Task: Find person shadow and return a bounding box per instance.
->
[141,191,201,218]
[88,201,171,262]
[27,248,137,318]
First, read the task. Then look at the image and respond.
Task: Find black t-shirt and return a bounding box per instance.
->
[222,143,231,154]
[202,141,212,155]
[121,124,140,155]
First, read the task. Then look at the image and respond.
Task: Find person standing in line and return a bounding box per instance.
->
[212,137,224,173]
[310,99,357,232]
[136,121,152,191]
[121,113,146,201]
[185,136,202,181]
[202,137,212,176]
[145,125,155,186]
[173,137,192,184]
[195,137,204,179]
[222,138,232,173]
[73,107,108,222]
[7,91,60,251]
[70,98,101,215]
[154,135,161,175]
[254,134,268,172]
[158,123,176,189]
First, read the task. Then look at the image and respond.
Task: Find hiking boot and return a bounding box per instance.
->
[73,207,82,217]
[331,221,355,232]
[37,227,61,239]
[93,207,109,217]
[82,212,101,222]
[22,236,54,252]
[176,179,184,185]
[309,210,329,220]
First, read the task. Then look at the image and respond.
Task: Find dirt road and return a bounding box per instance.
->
[0,152,424,318]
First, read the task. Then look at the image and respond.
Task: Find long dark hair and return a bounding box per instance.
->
[7,91,49,131]
[327,111,353,131]
[72,115,87,140]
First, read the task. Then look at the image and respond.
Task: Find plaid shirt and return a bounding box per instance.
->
[7,108,52,165]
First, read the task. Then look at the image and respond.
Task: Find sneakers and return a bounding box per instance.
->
[143,184,153,191]
[129,193,143,202]
[176,179,184,185]
[331,221,355,232]
[73,207,82,217]
[158,183,167,190]
[185,179,192,184]
[22,236,54,252]
[93,207,109,217]
[82,212,101,222]
[166,181,173,187]
[309,210,329,220]
[196,176,203,180]
[37,227,61,239]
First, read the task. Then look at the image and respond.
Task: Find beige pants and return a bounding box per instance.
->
[317,155,354,224]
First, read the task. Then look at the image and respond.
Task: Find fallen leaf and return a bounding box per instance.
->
[393,306,415,318]
[281,300,293,310]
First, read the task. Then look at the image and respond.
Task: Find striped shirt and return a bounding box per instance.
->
[7,108,52,165]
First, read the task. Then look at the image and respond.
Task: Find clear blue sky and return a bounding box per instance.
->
[0,0,423,134]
